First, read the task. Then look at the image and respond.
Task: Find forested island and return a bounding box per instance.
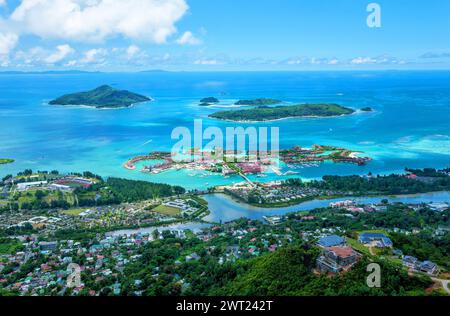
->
[199,97,219,106]
[0,159,14,165]
[209,103,355,122]
[234,98,282,106]
[49,85,151,109]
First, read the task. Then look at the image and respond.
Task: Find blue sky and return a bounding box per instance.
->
[0,0,449,71]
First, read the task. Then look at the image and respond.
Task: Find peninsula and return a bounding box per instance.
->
[49,85,151,109]
[209,103,355,122]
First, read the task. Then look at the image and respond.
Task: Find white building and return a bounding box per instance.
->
[17,181,48,191]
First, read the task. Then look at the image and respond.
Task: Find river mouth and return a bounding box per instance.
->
[202,191,450,223]
[105,191,450,236]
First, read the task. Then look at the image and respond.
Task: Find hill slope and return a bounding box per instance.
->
[49,85,151,108]
[209,103,355,121]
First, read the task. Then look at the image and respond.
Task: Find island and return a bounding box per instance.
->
[234,98,282,106]
[199,97,220,106]
[124,144,371,182]
[209,103,355,122]
[0,158,14,165]
[360,107,373,112]
[49,85,151,109]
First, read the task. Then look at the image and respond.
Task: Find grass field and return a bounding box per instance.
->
[61,208,88,216]
[347,237,373,256]
[0,238,24,255]
[152,204,181,216]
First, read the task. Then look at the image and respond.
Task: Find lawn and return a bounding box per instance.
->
[347,237,372,256]
[0,238,24,254]
[152,204,181,216]
[61,208,88,216]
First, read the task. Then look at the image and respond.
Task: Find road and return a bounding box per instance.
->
[432,278,450,294]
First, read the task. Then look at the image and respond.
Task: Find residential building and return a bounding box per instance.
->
[317,235,346,248]
[317,246,359,274]
[359,232,393,248]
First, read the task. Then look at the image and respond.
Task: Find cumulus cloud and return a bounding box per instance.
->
[176,31,201,45]
[0,32,18,55]
[8,0,189,43]
[351,56,377,65]
[44,44,74,64]
[80,48,108,64]
[350,55,402,65]
[126,45,140,58]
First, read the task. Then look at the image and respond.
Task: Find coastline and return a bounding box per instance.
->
[46,97,154,110]
[206,190,450,210]
[208,112,356,123]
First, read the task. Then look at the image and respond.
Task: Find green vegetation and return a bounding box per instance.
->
[0,237,24,254]
[49,85,151,108]
[234,98,282,106]
[1,170,186,211]
[0,158,14,165]
[105,178,185,203]
[306,173,450,195]
[121,241,433,296]
[390,232,450,270]
[209,103,355,121]
[360,107,373,112]
[406,168,449,177]
[152,204,181,216]
[199,97,219,106]
[61,208,88,216]
[216,247,431,296]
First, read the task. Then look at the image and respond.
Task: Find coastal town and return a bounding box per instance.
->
[0,197,448,296]
[0,167,449,296]
[123,145,372,187]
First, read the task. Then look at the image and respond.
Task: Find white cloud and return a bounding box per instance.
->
[351,56,377,64]
[80,48,108,64]
[328,58,339,65]
[194,59,218,65]
[65,60,77,67]
[126,45,140,58]
[176,31,201,45]
[0,32,18,55]
[9,0,189,43]
[0,0,6,6]
[44,44,74,64]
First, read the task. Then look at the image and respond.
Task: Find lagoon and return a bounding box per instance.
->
[203,191,450,222]
[106,191,450,236]
[1,71,450,190]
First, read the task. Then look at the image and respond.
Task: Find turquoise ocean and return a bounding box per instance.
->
[1,71,450,190]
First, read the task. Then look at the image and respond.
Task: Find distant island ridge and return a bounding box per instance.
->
[199,97,283,107]
[234,98,282,106]
[49,85,151,109]
[209,103,356,122]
